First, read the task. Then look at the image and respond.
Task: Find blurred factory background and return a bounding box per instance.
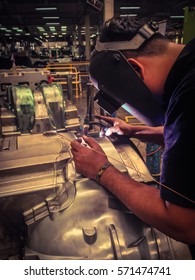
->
[0,1,195,260]
[0,0,195,65]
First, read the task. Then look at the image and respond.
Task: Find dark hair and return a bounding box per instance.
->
[98,16,169,58]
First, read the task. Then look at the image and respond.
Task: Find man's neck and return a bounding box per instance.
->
[135,42,185,96]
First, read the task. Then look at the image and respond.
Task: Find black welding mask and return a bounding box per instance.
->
[89,23,165,126]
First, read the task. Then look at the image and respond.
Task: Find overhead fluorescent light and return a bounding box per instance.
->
[82,26,93,29]
[120,7,140,10]
[170,15,184,18]
[120,14,137,17]
[46,23,60,25]
[35,7,57,11]
[43,17,59,19]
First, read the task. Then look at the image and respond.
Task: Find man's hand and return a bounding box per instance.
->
[95,115,164,146]
[95,115,134,136]
[71,135,109,180]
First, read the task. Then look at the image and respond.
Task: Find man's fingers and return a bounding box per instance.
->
[71,138,86,151]
[82,135,102,150]
[71,137,101,152]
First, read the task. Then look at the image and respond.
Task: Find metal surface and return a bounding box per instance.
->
[0,131,190,260]
[24,135,191,260]
[0,133,72,230]
[0,63,192,260]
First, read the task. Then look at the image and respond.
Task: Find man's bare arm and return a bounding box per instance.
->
[100,165,195,244]
[71,136,195,244]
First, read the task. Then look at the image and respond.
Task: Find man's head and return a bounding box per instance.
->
[89,16,170,126]
[98,17,172,96]
[92,16,171,95]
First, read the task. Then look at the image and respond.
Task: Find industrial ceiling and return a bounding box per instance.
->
[0,0,194,43]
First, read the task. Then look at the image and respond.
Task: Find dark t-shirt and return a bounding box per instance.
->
[160,38,195,209]
[160,38,195,259]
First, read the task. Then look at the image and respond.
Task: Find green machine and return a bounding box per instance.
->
[1,82,80,136]
[40,83,66,129]
[7,85,35,133]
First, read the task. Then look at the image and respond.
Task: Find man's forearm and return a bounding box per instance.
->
[99,165,195,244]
[130,125,164,146]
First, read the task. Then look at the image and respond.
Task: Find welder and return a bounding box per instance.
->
[71,16,195,257]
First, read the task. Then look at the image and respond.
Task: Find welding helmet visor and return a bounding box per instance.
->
[89,49,164,126]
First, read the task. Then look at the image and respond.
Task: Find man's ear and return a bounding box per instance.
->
[127,58,145,80]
